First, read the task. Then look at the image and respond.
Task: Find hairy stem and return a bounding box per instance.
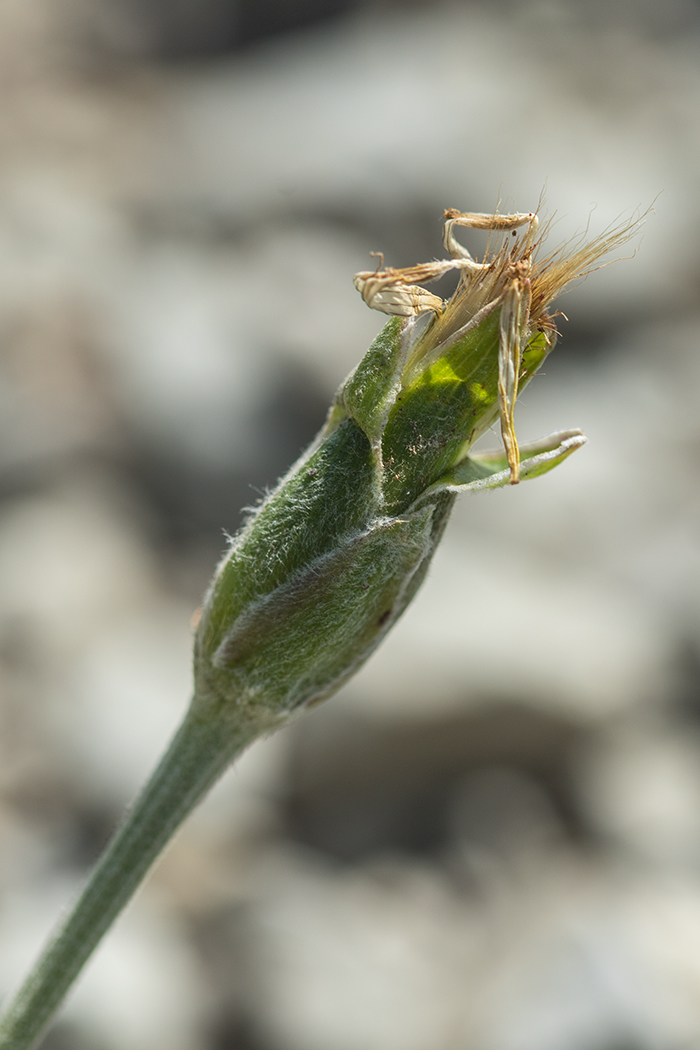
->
[0,708,257,1050]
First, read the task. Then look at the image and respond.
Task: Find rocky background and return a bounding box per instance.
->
[1,1,700,1048]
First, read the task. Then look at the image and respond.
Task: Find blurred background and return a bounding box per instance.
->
[1,0,700,1048]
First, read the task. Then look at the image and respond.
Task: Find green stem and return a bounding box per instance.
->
[0,707,257,1050]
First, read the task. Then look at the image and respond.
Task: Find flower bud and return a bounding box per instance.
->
[193,207,641,727]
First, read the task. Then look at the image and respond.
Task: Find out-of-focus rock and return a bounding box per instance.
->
[244,844,700,1050]
[0,474,196,831]
[577,721,700,868]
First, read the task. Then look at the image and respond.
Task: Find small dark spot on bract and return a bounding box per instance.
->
[378,609,392,627]
[306,468,318,478]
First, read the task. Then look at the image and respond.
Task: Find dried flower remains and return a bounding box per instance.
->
[354,207,643,483]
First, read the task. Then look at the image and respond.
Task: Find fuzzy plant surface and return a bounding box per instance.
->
[0,206,641,1050]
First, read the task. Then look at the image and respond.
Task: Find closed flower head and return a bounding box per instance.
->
[194,204,644,724]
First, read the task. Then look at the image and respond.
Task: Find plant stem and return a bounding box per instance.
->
[0,707,257,1050]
